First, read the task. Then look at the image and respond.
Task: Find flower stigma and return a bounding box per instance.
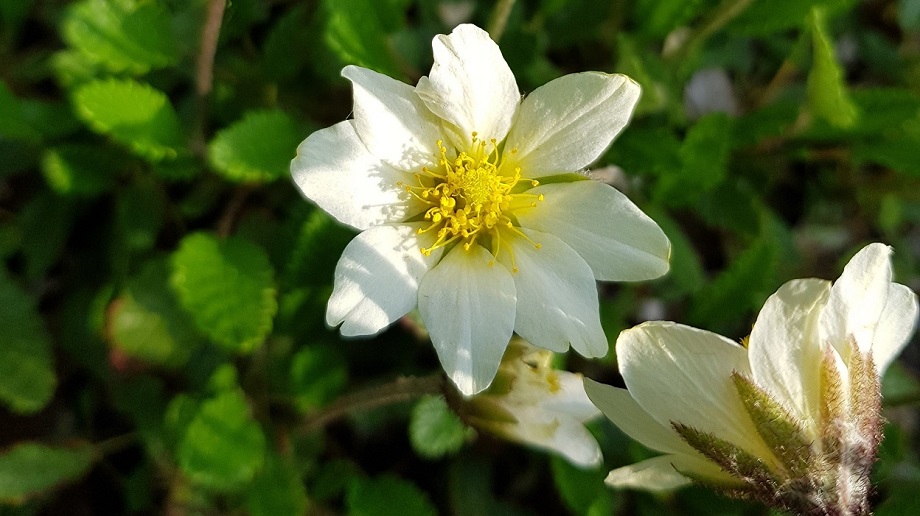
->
[398,133,545,272]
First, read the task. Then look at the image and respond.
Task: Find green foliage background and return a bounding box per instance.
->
[1,0,920,514]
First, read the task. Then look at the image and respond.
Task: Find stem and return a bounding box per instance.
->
[664,0,753,62]
[215,184,254,238]
[192,0,227,156]
[487,0,517,43]
[96,433,139,456]
[298,374,445,434]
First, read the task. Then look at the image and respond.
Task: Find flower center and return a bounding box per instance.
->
[398,133,544,270]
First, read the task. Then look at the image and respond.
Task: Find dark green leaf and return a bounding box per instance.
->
[0,443,96,504]
[171,233,278,353]
[323,0,407,77]
[0,269,56,414]
[245,452,309,516]
[346,475,437,516]
[40,144,120,197]
[289,344,347,412]
[550,455,616,516]
[107,260,200,368]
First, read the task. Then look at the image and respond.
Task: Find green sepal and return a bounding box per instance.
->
[671,421,779,489]
[731,372,813,476]
[846,351,882,478]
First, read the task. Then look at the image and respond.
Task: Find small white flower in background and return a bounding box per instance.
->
[584,243,918,514]
[464,338,602,467]
[291,24,670,396]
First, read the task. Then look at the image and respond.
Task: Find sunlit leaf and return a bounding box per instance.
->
[171,233,278,354]
[62,0,179,74]
[409,396,471,459]
[807,8,857,128]
[73,78,184,161]
[178,390,266,491]
[208,110,302,183]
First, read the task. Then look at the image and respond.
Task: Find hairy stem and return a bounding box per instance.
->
[299,374,446,434]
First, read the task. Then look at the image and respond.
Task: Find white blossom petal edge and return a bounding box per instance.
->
[584,243,918,514]
[291,23,670,395]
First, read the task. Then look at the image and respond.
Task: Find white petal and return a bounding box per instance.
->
[618,322,776,462]
[496,228,607,358]
[748,278,831,438]
[605,454,729,492]
[820,243,893,357]
[583,378,695,456]
[326,224,444,336]
[514,180,670,281]
[342,66,441,170]
[504,72,640,177]
[538,372,601,422]
[873,283,919,375]
[498,406,602,467]
[415,24,519,149]
[418,245,516,396]
[291,121,422,230]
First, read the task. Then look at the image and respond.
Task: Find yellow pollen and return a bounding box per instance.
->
[407,133,545,263]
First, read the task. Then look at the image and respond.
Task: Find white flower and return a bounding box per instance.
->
[584,243,918,513]
[465,338,602,467]
[291,24,670,396]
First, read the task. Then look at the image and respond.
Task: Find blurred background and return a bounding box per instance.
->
[1,0,919,514]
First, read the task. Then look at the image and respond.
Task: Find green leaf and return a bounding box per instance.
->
[73,78,183,161]
[0,269,56,414]
[17,192,74,281]
[728,0,856,35]
[807,8,858,128]
[245,452,308,516]
[323,0,407,77]
[262,5,312,81]
[0,443,96,504]
[62,0,179,74]
[0,82,40,141]
[346,475,437,516]
[655,112,733,206]
[642,207,705,298]
[284,209,355,287]
[107,260,200,368]
[409,395,471,459]
[171,233,278,353]
[289,345,347,412]
[40,144,119,197]
[550,455,616,516]
[178,390,266,491]
[631,0,708,38]
[116,178,165,253]
[208,110,303,183]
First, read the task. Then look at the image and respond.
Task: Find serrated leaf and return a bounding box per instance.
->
[62,0,179,74]
[323,0,406,77]
[346,475,437,516]
[551,455,615,516]
[0,269,56,414]
[289,344,347,412]
[73,78,183,161]
[178,390,266,491]
[409,396,470,459]
[245,452,308,516]
[40,145,119,197]
[284,209,354,287]
[0,443,96,504]
[171,233,277,353]
[107,260,200,368]
[208,110,302,183]
[807,8,857,128]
